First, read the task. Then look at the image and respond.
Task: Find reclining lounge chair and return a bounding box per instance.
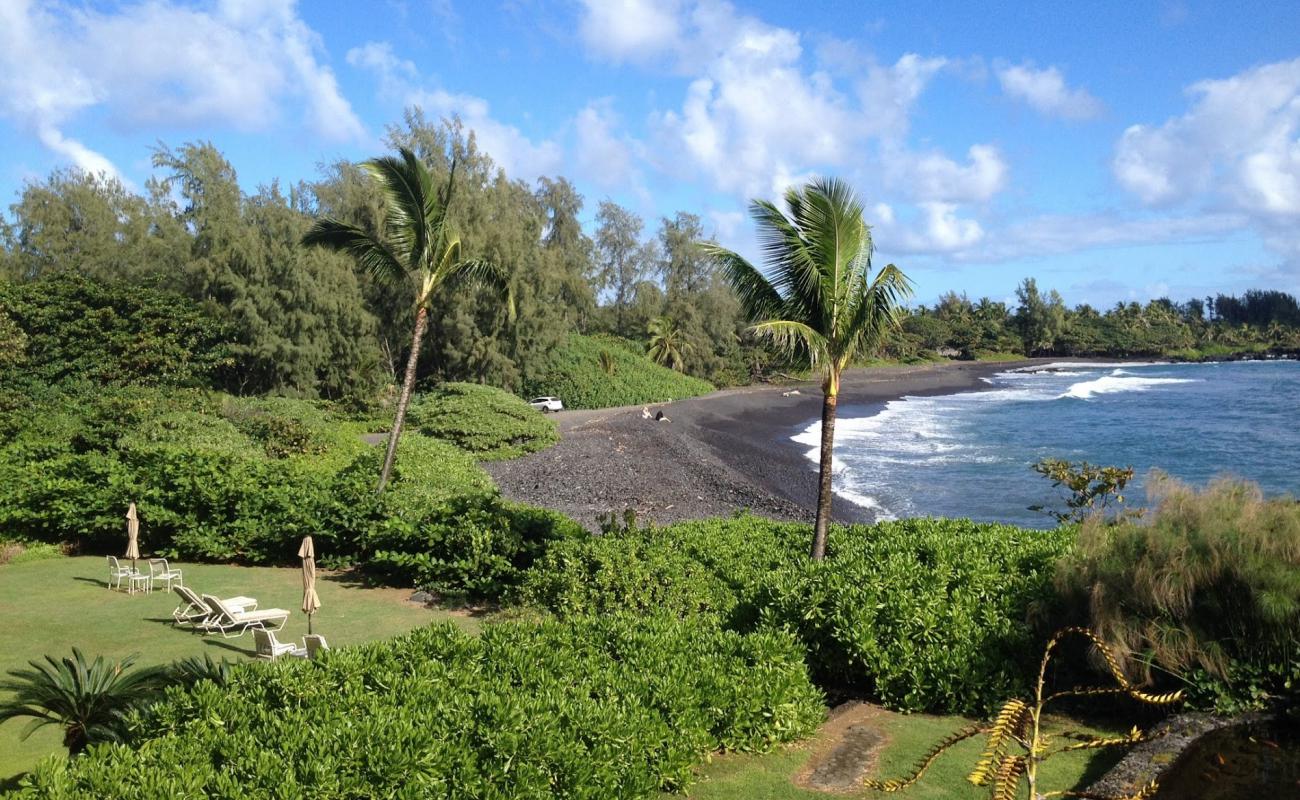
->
[171,585,257,628]
[200,594,290,639]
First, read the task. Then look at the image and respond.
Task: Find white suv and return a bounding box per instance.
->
[528,396,564,413]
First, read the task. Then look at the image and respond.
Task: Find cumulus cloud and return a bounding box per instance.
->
[1113,58,1300,265]
[577,0,684,63]
[347,41,563,183]
[885,143,1008,204]
[0,0,365,175]
[996,62,1102,120]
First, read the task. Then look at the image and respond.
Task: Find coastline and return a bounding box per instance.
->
[486,358,1057,529]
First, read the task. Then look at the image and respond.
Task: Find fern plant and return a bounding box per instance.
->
[865,627,1183,800]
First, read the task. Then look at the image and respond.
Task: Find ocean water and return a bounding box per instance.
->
[792,360,1300,527]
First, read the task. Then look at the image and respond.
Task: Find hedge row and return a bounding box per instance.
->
[519,516,1073,715]
[13,616,824,799]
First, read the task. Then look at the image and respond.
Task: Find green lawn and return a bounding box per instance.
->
[674,709,1124,799]
[0,555,475,784]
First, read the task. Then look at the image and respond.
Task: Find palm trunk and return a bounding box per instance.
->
[376,306,429,493]
[810,372,840,561]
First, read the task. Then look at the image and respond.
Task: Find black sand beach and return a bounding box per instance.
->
[486,359,1053,529]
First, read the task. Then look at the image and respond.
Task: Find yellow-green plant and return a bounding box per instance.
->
[865,627,1183,800]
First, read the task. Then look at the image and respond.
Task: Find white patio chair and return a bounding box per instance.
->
[254,628,307,660]
[304,634,330,660]
[200,594,289,639]
[171,585,257,627]
[148,558,183,592]
[106,556,138,590]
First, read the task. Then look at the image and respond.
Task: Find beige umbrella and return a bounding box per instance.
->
[125,502,141,574]
[299,536,321,635]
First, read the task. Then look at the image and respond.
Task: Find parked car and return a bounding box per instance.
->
[529,396,564,413]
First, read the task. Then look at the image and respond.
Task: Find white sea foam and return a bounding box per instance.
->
[1059,369,1196,400]
[1021,360,1165,372]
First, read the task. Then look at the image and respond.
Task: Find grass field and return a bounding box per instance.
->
[0,555,475,784]
[671,708,1124,799]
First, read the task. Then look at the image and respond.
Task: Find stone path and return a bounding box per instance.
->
[795,702,890,792]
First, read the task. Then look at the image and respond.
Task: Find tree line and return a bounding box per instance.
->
[2,110,1299,406]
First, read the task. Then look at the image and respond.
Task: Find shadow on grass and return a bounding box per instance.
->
[72,576,108,588]
[201,638,254,658]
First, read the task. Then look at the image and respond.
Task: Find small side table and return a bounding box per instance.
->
[127,573,152,594]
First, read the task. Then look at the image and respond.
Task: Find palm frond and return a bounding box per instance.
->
[443,257,517,323]
[699,242,783,322]
[751,320,830,365]
[302,219,409,290]
[362,148,433,266]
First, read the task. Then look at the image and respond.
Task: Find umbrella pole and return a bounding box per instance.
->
[307,612,313,636]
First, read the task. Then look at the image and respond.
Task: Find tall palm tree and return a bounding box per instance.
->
[0,649,167,755]
[303,148,512,492]
[647,316,692,371]
[702,177,912,560]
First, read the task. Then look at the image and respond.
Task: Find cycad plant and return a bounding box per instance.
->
[702,178,911,559]
[303,147,512,492]
[0,649,167,755]
[647,316,692,372]
[865,627,1183,800]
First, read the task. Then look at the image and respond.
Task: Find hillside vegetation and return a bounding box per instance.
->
[526,334,714,409]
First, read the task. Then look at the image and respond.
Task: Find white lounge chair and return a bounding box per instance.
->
[106,556,138,590]
[171,585,257,627]
[200,594,289,639]
[148,558,183,592]
[254,628,307,659]
[304,634,330,660]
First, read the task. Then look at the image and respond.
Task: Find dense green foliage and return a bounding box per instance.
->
[406,382,559,460]
[889,282,1300,361]
[13,617,823,799]
[1057,475,1300,712]
[0,385,571,597]
[520,516,1073,715]
[526,334,713,408]
[0,275,232,391]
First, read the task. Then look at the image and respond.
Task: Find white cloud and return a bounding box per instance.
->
[997,62,1102,120]
[885,143,1008,203]
[968,211,1247,262]
[348,41,563,183]
[1114,58,1300,212]
[573,101,636,189]
[578,0,683,63]
[1113,58,1300,267]
[0,0,365,175]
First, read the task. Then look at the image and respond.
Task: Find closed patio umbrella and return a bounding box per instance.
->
[125,502,140,574]
[299,536,321,635]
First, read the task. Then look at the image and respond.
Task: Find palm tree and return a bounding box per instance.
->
[0,649,167,755]
[647,316,692,372]
[303,148,512,492]
[702,178,912,560]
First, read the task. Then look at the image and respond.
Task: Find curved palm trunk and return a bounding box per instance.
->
[376,306,429,493]
[810,373,840,561]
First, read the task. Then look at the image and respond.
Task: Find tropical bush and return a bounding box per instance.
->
[406,382,559,460]
[0,274,232,391]
[0,386,559,597]
[13,617,824,798]
[1057,474,1300,712]
[525,333,713,409]
[521,515,1073,715]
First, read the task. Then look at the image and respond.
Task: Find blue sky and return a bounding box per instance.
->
[2,0,1299,307]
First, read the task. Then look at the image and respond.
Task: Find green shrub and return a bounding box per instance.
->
[0,541,64,566]
[521,516,1073,715]
[14,616,823,798]
[0,274,232,390]
[525,334,713,409]
[366,496,584,598]
[1056,474,1300,712]
[407,382,559,460]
